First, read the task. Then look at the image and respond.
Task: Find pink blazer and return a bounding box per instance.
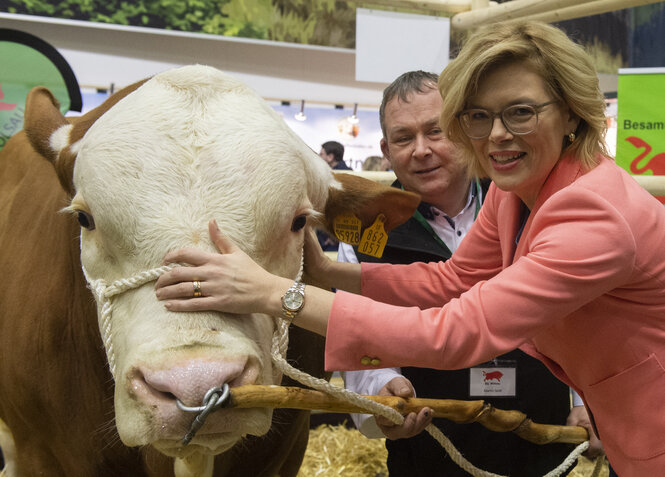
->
[325,155,665,476]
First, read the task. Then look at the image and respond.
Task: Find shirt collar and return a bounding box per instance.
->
[426,180,477,221]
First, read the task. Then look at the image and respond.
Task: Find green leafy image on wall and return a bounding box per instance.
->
[2,0,358,48]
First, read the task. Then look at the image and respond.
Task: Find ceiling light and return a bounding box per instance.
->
[294,99,306,121]
[348,102,359,124]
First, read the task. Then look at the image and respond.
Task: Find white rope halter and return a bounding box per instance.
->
[81,255,589,477]
[82,263,180,378]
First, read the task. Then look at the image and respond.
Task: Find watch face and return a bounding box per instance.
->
[284,290,304,311]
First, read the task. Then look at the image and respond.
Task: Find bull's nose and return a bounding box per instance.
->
[135,358,259,407]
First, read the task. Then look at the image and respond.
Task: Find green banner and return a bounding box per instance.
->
[617,68,665,203]
[0,29,81,150]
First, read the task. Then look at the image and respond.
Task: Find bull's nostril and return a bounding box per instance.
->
[138,358,249,408]
[129,369,179,407]
[163,391,178,401]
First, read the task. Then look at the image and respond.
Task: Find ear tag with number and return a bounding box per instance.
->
[333,212,362,245]
[358,214,388,258]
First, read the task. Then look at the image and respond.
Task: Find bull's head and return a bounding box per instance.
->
[23,66,418,463]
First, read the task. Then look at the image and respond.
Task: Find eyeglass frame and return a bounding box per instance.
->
[455,100,560,140]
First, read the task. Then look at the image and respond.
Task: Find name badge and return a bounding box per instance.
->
[469,360,517,398]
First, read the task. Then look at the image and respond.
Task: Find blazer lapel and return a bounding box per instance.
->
[513,155,585,262]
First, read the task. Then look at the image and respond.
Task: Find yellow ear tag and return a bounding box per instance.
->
[358,214,388,258]
[333,212,362,245]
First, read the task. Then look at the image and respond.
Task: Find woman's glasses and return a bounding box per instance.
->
[456,100,559,139]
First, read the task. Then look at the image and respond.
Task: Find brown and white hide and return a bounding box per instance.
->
[0,65,418,477]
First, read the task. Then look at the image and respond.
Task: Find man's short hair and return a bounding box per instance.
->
[379,71,439,138]
[321,141,345,164]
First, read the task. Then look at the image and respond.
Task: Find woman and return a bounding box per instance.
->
[155,21,665,476]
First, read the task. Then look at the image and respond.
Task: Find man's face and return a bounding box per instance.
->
[319,148,334,166]
[381,88,468,206]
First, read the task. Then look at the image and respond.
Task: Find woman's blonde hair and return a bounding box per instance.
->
[439,20,609,178]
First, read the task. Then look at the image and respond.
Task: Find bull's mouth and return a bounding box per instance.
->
[119,365,273,448]
[153,433,240,457]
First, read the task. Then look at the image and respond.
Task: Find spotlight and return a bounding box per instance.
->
[348,102,359,124]
[294,100,307,121]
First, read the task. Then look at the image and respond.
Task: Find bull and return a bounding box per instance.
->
[0,65,417,477]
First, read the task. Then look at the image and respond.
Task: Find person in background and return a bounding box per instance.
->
[153,20,664,475]
[338,70,575,476]
[317,140,351,249]
[319,140,351,170]
[361,155,390,171]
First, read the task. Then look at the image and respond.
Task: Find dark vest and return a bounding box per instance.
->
[353,180,573,477]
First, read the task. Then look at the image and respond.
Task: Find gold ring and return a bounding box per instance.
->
[192,280,202,298]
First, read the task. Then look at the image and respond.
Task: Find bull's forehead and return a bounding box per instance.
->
[72,66,331,260]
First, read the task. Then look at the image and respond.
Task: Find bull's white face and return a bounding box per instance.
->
[67,66,334,457]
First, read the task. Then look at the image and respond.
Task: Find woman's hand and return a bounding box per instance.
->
[155,219,284,315]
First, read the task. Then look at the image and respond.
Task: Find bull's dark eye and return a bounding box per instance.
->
[77,211,95,230]
[291,215,307,232]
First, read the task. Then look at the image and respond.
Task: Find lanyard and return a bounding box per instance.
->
[410,179,483,254]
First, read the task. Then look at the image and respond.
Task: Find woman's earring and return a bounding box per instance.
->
[568,132,576,143]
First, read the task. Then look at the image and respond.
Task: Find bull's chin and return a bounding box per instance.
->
[153,435,240,458]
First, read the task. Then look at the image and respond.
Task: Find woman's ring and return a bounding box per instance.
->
[193,280,203,298]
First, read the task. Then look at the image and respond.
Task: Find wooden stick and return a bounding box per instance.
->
[227,385,588,445]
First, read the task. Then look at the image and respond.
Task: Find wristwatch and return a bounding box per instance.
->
[281,281,305,322]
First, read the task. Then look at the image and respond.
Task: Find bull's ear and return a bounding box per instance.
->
[24,87,68,163]
[323,173,420,233]
[23,79,150,195]
[24,86,76,194]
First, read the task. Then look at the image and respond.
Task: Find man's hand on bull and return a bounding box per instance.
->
[566,405,605,458]
[154,219,357,338]
[303,228,365,295]
[375,376,433,440]
[302,228,342,290]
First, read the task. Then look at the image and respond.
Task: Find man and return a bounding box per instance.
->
[338,71,576,476]
[319,140,351,170]
[317,140,351,250]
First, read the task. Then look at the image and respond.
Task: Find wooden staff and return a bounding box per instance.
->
[227,385,589,445]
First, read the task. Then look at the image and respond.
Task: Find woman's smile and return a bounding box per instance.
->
[489,150,525,167]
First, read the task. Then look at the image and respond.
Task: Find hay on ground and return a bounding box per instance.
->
[298,423,387,477]
[298,423,610,477]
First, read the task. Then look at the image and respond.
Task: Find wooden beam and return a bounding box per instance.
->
[451,0,598,30]
[357,0,473,14]
[351,171,665,197]
[633,175,665,197]
[471,0,491,9]
[519,0,665,24]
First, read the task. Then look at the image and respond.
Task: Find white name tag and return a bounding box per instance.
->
[469,365,516,397]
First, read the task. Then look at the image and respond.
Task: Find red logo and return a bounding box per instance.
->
[0,84,17,111]
[482,370,503,382]
[627,136,665,204]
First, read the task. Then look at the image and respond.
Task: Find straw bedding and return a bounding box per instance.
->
[297,424,609,477]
